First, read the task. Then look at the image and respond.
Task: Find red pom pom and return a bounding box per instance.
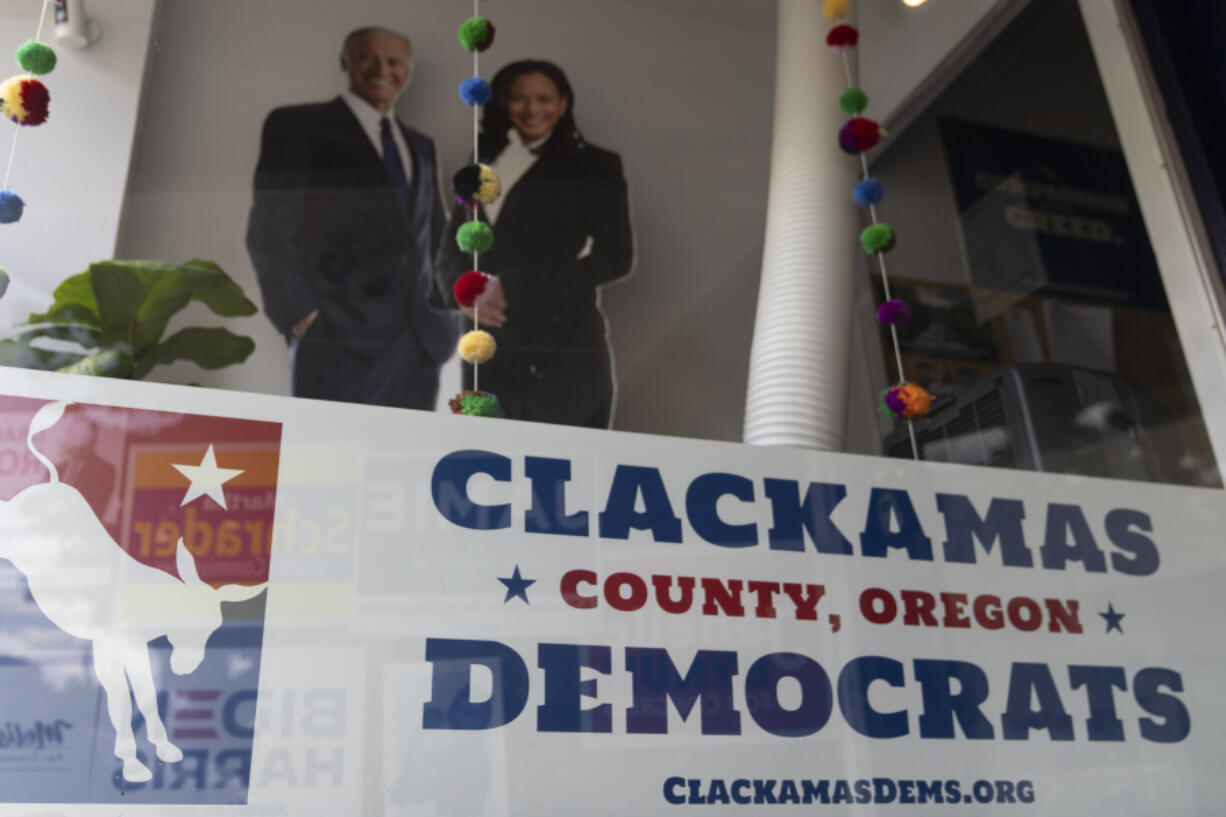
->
[827,25,859,50]
[839,117,881,154]
[1,76,50,126]
[453,270,492,308]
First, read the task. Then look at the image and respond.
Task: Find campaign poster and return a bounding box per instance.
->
[0,396,279,804]
[0,368,1219,815]
[939,118,1168,311]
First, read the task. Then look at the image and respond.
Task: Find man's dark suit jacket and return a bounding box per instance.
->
[246,97,456,410]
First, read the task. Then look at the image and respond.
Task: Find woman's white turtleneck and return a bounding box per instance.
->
[485,128,550,225]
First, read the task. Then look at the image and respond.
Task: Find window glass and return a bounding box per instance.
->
[848,0,1219,487]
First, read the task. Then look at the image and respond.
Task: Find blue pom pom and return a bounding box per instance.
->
[459,77,492,106]
[853,178,884,207]
[0,189,24,224]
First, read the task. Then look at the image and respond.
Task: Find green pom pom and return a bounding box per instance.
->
[15,40,56,75]
[458,17,494,52]
[456,221,494,253]
[860,223,894,254]
[839,87,868,115]
[461,392,501,417]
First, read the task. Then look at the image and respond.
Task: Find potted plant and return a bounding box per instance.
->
[0,258,257,378]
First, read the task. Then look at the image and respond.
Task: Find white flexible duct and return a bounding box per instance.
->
[744,0,860,450]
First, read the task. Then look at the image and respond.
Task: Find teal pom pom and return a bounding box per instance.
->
[458,17,495,52]
[460,77,492,106]
[839,87,868,115]
[15,40,56,75]
[0,268,8,299]
[456,221,494,253]
[853,178,884,207]
[860,223,894,254]
[0,189,24,224]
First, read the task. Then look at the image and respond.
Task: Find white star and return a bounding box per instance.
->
[172,444,243,509]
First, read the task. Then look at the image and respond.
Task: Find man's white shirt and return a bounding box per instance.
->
[341,90,414,184]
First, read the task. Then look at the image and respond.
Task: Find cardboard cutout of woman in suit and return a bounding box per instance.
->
[437,60,634,428]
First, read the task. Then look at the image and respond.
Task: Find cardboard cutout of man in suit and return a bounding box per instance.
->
[246,27,457,410]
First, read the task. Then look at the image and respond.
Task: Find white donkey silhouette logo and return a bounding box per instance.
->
[0,401,266,782]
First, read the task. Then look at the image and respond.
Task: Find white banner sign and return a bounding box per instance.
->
[0,369,1220,815]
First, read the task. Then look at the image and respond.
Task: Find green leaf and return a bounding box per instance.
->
[79,259,257,357]
[0,338,84,371]
[19,258,258,379]
[89,260,163,350]
[27,271,100,326]
[57,347,133,378]
[179,259,260,318]
[132,326,255,379]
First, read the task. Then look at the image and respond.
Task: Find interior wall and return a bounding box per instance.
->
[0,0,155,328]
[116,0,776,441]
[858,0,1020,128]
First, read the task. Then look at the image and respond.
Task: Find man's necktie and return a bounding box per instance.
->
[380,117,410,213]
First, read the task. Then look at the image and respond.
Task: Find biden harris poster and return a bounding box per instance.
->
[0,367,1220,815]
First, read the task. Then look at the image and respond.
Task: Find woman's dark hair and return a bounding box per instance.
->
[479,60,583,160]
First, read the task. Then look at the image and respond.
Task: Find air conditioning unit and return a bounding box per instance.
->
[883,363,1195,485]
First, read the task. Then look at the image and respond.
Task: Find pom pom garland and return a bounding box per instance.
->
[853,178,884,207]
[839,117,881,154]
[860,223,895,254]
[0,75,49,125]
[876,299,911,326]
[453,270,494,308]
[822,0,850,21]
[827,24,859,51]
[452,163,501,207]
[879,383,933,421]
[454,4,503,408]
[826,10,933,454]
[15,40,56,75]
[459,76,492,106]
[458,330,497,364]
[839,87,868,115]
[457,17,496,52]
[456,221,494,253]
[0,189,23,223]
[449,390,504,417]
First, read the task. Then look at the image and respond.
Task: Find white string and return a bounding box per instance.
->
[33,0,50,41]
[471,44,479,273]
[2,131,19,190]
[842,37,919,459]
[468,0,482,393]
[2,0,51,190]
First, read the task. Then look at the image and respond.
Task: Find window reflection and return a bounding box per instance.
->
[860,0,1218,486]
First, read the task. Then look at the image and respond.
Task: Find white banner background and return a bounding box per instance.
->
[0,369,1219,816]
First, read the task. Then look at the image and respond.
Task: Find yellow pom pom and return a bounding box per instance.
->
[476,165,501,204]
[458,330,497,364]
[823,0,850,21]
